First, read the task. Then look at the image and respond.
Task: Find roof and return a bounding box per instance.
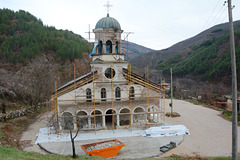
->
[122,68,163,93]
[53,68,163,98]
[53,71,97,97]
[95,13,121,30]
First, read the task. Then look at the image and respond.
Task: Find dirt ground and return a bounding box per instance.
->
[20,111,49,154]
[159,99,240,158]
[20,99,240,158]
[0,107,46,150]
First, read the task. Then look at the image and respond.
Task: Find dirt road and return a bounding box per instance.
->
[21,112,48,154]
[159,99,240,157]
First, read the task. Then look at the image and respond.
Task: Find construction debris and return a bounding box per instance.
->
[81,139,125,158]
[144,125,190,137]
[86,141,121,151]
[160,141,176,153]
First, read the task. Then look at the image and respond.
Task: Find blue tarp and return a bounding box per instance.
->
[89,40,98,58]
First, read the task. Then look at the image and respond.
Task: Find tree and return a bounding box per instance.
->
[69,128,80,158]
[9,54,59,106]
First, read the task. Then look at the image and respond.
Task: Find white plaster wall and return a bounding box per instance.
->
[92,54,125,62]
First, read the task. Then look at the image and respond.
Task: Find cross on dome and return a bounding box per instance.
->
[104,1,112,14]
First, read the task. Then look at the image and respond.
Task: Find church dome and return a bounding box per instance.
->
[95,13,121,30]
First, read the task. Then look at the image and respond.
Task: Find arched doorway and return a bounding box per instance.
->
[133,107,145,123]
[105,109,117,129]
[120,108,130,126]
[77,111,88,129]
[147,106,158,123]
[91,110,103,128]
[61,112,74,130]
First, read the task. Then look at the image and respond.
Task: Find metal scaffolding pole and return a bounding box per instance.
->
[111,64,115,133]
[55,81,59,133]
[145,65,149,128]
[74,64,77,132]
[128,64,132,131]
[92,64,96,134]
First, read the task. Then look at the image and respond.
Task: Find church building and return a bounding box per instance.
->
[53,13,165,131]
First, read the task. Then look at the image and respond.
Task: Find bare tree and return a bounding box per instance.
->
[70,128,80,158]
[9,54,59,106]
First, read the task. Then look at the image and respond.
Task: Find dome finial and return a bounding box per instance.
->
[104,1,112,14]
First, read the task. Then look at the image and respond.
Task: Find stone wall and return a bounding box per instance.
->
[0,104,45,121]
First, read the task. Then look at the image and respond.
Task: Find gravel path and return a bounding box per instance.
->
[159,99,240,158]
[21,112,49,154]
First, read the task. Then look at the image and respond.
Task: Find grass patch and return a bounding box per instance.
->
[0,131,4,139]
[222,111,240,124]
[0,147,233,160]
[0,147,104,160]
[0,147,234,160]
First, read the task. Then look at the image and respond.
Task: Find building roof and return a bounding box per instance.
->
[122,68,163,93]
[53,68,163,98]
[95,13,121,30]
[53,71,97,97]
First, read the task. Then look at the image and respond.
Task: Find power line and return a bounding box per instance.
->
[211,5,227,27]
[205,2,226,30]
[201,0,222,31]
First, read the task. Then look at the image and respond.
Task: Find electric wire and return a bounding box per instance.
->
[205,3,226,30]
[201,0,222,31]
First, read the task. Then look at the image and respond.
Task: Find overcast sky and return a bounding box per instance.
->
[1,0,240,50]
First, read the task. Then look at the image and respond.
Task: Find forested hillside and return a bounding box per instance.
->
[157,26,240,83]
[131,21,240,71]
[0,8,92,63]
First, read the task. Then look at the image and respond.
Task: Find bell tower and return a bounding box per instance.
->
[91,12,125,62]
[90,8,129,83]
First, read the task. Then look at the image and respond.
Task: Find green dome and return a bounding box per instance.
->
[95,14,121,30]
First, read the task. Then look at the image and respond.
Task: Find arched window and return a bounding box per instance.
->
[86,88,92,102]
[115,41,119,53]
[115,87,121,101]
[101,88,106,101]
[106,40,112,53]
[129,86,135,100]
[98,40,102,53]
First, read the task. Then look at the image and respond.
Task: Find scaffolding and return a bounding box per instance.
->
[46,61,166,134]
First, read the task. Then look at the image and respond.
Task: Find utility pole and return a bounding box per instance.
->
[227,0,238,159]
[170,67,173,115]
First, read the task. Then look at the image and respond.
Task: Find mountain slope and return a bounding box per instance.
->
[157,27,240,83]
[131,20,240,70]
[121,40,153,60]
[0,8,92,63]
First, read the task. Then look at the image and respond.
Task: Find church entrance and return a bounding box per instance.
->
[105,109,116,129]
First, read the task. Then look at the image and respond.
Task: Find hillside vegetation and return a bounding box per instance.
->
[0,8,92,63]
[157,27,240,82]
[131,21,240,73]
